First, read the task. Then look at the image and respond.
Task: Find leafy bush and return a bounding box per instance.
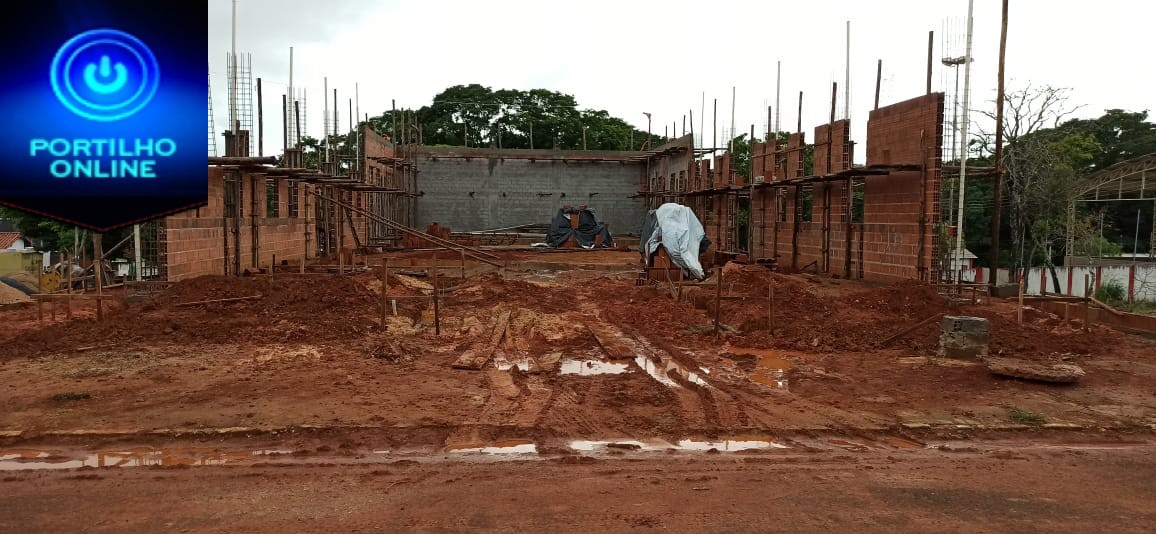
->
[1094,279,1126,303]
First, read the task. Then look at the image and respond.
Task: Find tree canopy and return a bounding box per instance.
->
[366,85,660,151]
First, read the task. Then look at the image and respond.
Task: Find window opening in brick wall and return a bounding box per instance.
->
[224,174,240,217]
[287,181,299,218]
[800,187,813,222]
[851,179,865,223]
[777,190,787,222]
[266,179,279,217]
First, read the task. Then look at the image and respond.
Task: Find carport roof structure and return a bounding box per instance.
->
[1075,152,1156,202]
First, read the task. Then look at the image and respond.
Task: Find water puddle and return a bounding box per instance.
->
[726,346,791,390]
[0,447,295,471]
[446,439,537,455]
[634,355,710,388]
[493,354,534,372]
[568,437,788,453]
[568,439,669,452]
[559,359,631,376]
[676,438,787,451]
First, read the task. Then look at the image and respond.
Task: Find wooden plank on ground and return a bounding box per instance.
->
[452,310,511,370]
[586,322,636,360]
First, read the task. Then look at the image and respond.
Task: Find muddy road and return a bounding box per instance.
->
[2,437,1154,532]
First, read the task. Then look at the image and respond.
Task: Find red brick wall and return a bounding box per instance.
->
[165,168,316,281]
[747,94,942,281]
[862,93,943,281]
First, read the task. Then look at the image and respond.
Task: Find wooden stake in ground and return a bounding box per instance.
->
[1084,274,1091,332]
[714,266,723,338]
[432,255,440,336]
[65,251,73,319]
[768,279,775,335]
[386,257,395,328]
[1017,276,1025,324]
[93,233,104,321]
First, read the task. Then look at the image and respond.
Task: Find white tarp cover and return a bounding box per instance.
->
[642,203,709,280]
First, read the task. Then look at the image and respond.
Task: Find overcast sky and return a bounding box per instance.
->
[208,0,1154,161]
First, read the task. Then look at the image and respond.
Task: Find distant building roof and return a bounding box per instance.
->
[0,232,24,249]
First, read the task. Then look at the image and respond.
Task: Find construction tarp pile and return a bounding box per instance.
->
[640,203,711,280]
[546,206,614,248]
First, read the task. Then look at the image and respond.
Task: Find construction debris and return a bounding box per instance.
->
[938,316,990,359]
[452,309,511,370]
[986,357,1086,384]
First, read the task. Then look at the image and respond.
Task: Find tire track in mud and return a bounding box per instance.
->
[510,376,553,428]
[536,384,606,435]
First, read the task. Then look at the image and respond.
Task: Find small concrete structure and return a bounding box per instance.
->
[938,316,990,359]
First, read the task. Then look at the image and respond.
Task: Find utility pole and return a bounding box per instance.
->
[954,0,975,284]
[989,0,1009,289]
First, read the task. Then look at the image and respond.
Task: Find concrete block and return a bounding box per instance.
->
[939,316,989,359]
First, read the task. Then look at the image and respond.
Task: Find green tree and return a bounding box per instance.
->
[367,86,653,151]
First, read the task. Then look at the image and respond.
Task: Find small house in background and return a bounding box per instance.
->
[948,248,979,272]
[0,232,32,252]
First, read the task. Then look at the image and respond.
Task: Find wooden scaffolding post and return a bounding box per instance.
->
[93,233,104,321]
[337,202,345,275]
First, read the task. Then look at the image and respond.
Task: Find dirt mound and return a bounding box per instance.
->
[0,274,382,359]
[0,281,31,305]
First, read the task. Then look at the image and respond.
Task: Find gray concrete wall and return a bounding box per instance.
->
[415,156,647,235]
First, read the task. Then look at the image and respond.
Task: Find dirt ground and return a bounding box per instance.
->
[1,249,1154,529]
[1,438,1154,532]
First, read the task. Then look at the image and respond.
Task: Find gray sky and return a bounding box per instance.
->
[208,0,1155,161]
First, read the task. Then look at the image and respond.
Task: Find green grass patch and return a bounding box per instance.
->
[1006,406,1045,426]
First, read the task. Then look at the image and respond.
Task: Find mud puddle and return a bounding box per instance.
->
[559,359,631,376]
[568,437,788,453]
[0,447,294,471]
[726,346,791,390]
[446,439,537,455]
[634,355,710,388]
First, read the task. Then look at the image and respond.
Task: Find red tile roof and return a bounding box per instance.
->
[0,232,23,249]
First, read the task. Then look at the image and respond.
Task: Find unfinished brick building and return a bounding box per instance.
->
[154,125,418,281]
[641,92,945,282]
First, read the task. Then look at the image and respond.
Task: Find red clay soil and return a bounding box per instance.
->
[4,442,1156,532]
[681,267,1134,359]
[0,275,383,360]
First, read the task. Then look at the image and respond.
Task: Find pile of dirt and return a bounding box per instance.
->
[0,274,382,359]
[628,265,1131,358]
[0,282,31,305]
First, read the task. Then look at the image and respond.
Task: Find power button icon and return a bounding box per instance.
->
[50,29,160,122]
